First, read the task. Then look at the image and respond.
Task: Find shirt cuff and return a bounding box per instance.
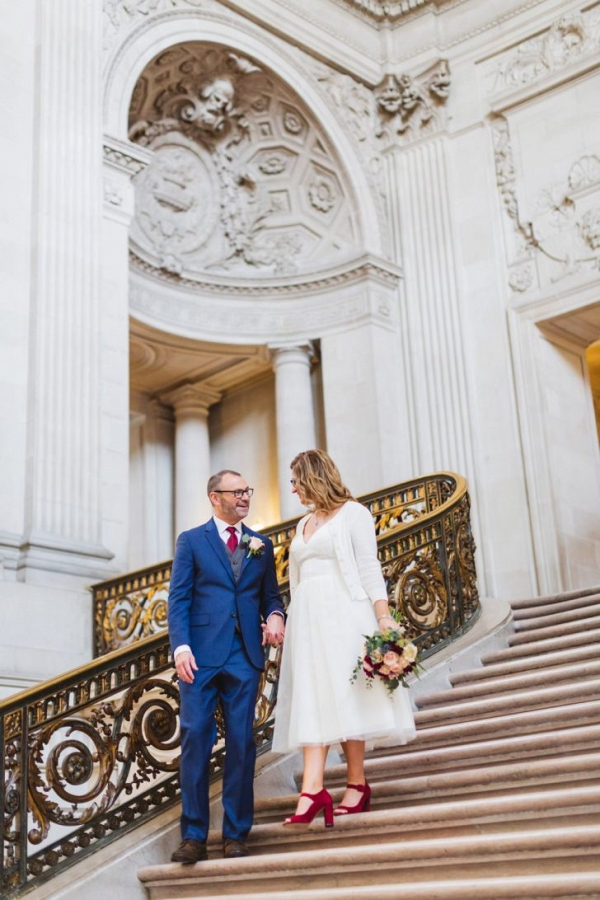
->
[173,644,191,659]
[266,611,285,620]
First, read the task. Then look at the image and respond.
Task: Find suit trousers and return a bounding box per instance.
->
[178,631,262,842]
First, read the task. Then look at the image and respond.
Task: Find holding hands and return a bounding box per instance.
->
[262,612,285,647]
[174,650,198,684]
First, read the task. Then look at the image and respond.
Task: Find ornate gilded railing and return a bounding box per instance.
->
[1,473,478,897]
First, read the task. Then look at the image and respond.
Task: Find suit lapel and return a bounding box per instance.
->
[204,519,236,585]
[239,524,252,579]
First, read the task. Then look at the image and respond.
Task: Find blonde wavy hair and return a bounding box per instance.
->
[290,449,355,513]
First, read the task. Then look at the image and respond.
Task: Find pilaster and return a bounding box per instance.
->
[22,0,110,583]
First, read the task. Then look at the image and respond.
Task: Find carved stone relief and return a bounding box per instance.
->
[484,5,600,96]
[374,61,450,147]
[128,43,359,278]
[493,115,600,292]
[312,58,450,151]
[103,0,209,56]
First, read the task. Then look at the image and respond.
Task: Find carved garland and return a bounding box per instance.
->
[492,116,600,291]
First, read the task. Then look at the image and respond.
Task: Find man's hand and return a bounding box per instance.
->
[261,613,285,647]
[174,650,198,684]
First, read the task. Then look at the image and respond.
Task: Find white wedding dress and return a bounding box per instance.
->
[272,519,416,752]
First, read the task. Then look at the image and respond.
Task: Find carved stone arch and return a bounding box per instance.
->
[102,11,384,258]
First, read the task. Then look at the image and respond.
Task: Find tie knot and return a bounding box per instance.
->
[226,526,239,552]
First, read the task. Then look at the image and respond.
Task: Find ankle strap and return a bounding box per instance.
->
[346,783,368,791]
[299,789,325,798]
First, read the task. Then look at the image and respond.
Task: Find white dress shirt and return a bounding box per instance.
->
[173,516,282,660]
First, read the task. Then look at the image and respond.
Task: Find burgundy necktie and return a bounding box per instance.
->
[226,526,239,553]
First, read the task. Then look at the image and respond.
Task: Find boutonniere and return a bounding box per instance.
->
[242,534,265,557]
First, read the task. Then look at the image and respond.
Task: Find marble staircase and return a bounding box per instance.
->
[138,588,600,899]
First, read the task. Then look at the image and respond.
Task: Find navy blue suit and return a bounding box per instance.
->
[168,518,284,842]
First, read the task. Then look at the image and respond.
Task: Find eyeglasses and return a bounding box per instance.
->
[213,488,254,498]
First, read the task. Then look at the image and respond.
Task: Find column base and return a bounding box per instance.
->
[0,531,117,589]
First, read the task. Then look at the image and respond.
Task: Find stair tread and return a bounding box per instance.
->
[514,603,600,632]
[452,643,600,683]
[509,615,600,645]
[140,823,600,883]
[513,593,600,621]
[483,628,600,663]
[415,677,600,725]
[143,873,600,900]
[418,659,600,707]
[509,585,600,609]
[315,724,600,780]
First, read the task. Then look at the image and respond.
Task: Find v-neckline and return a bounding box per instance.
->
[301,503,345,545]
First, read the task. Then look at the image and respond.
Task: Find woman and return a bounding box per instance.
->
[272,449,416,828]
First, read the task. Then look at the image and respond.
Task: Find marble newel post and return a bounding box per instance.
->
[164,384,221,535]
[270,343,317,520]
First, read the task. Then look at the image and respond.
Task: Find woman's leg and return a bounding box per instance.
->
[338,739,366,808]
[291,745,329,816]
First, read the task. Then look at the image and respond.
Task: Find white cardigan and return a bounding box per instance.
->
[289,500,387,603]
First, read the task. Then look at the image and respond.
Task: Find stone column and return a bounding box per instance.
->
[22,0,111,583]
[270,343,317,520]
[101,136,152,573]
[164,384,221,535]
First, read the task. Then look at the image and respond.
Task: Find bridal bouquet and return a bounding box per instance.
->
[351,613,421,697]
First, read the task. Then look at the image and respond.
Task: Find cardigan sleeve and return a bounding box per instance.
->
[347,502,388,603]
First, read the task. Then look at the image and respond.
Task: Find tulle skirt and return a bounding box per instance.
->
[272,570,416,753]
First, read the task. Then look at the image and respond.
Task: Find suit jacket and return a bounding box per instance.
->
[167,518,284,670]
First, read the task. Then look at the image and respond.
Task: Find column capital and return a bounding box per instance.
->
[161,382,222,418]
[268,341,316,368]
[147,397,174,423]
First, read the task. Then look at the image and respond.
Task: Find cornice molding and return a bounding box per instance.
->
[130,250,402,298]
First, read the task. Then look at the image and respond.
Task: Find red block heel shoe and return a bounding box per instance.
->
[283,788,334,829]
[333,782,371,816]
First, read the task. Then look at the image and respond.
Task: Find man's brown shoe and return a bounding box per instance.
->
[223,838,249,858]
[171,839,208,864]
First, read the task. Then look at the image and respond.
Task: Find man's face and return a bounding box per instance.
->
[210,472,251,525]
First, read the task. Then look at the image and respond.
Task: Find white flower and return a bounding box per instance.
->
[403,642,418,663]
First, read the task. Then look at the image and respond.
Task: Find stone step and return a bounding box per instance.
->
[509,585,600,610]
[452,642,600,684]
[416,659,600,708]
[317,725,600,785]
[385,700,600,753]
[508,615,600,646]
[227,785,600,855]
[415,679,600,727]
[513,603,600,633]
[513,592,600,621]
[138,825,600,897]
[140,874,600,900]
[482,628,600,665]
[258,753,600,818]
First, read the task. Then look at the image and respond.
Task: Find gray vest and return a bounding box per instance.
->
[224,539,246,582]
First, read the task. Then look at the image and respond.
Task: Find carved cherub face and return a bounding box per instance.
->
[377,78,402,115]
[200,77,235,114]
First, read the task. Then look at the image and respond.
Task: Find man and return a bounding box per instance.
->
[168,470,285,864]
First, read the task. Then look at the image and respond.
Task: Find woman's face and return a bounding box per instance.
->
[290,469,307,505]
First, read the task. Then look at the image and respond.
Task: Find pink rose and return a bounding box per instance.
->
[388,663,402,676]
[383,651,400,668]
[379,664,391,676]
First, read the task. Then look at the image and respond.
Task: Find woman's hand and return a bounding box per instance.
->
[376,614,396,633]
